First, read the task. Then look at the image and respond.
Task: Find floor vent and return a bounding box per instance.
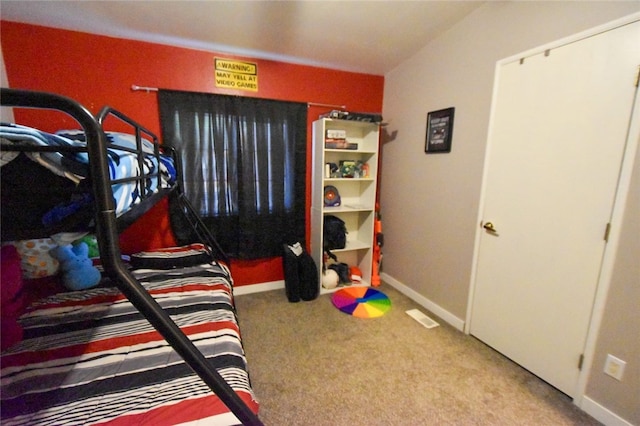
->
[406,309,440,329]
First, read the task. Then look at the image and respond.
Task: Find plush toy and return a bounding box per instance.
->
[75,234,99,258]
[350,266,363,283]
[50,242,101,291]
[322,269,339,289]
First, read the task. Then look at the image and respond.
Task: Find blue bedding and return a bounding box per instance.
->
[0,123,177,220]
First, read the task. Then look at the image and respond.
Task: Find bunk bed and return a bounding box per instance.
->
[0,88,262,425]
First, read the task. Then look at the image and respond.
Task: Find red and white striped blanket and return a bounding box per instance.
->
[1,257,258,425]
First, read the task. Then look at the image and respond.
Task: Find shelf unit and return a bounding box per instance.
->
[311,118,380,294]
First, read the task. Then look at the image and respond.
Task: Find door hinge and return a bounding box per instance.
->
[578,354,585,371]
[604,223,612,242]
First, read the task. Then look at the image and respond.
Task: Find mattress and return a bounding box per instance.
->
[0,256,258,425]
[0,124,177,221]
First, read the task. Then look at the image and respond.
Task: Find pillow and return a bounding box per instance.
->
[1,308,23,351]
[11,238,59,279]
[0,123,86,170]
[1,245,23,301]
[1,245,24,350]
[130,243,214,270]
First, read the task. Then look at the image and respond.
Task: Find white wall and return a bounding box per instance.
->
[380,0,639,324]
[381,1,640,422]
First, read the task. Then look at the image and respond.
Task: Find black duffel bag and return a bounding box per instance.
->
[282,242,319,302]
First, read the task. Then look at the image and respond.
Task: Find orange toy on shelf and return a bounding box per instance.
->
[371,203,383,287]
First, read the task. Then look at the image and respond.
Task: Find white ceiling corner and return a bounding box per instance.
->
[0,0,485,75]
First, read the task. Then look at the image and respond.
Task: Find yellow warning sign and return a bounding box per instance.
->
[215,58,258,92]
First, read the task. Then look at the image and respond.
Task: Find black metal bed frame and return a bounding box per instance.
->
[0,88,261,426]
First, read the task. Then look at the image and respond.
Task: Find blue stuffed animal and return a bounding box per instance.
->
[50,242,101,290]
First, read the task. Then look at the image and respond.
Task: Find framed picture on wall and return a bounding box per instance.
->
[425,107,455,153]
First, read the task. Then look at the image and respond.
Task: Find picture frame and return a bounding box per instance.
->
[425,107,455,153]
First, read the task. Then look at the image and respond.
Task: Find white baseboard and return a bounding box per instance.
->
[580,396,633,426]
[233,280,284,296]
[380,272,465,332]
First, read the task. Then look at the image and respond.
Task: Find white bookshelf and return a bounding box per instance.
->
[310,118,380,294]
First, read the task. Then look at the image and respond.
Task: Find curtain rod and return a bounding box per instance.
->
[131,84,346,109]
[131,84,158,93]
[307,102,346,110]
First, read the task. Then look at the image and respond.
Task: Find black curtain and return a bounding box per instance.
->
[158,90,307,259]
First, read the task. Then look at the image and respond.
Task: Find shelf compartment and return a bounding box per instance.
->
[323,210,374,251]
[324,151,377,181]
[320,249,373,294]
[320,179,376,210]
[323,119,379,152]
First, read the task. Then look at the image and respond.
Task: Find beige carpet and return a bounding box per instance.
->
[235,284,600,425]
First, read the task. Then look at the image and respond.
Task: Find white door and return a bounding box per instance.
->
[470,21,639,397]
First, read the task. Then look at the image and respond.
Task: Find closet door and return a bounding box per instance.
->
[470,21,639,397]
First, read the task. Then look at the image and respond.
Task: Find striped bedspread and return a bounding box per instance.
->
[0,261,258,425]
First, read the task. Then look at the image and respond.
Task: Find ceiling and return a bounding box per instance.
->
[0,1,484,75]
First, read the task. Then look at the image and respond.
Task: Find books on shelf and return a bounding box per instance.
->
[325,129,357,149]
[325,140,358,150]
[326,129,346,139]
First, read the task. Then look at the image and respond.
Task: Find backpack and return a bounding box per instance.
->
[323,215,347,251]
[328,262,350,285]
[282,242,319,302]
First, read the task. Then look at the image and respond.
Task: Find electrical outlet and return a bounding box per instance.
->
[603,354,626,381]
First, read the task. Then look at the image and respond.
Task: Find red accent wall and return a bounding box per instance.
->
[1,21,384,285]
